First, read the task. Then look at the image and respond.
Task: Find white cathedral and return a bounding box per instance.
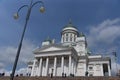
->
[27,21,111,77]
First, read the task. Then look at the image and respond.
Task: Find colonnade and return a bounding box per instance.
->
[31,55,76,76]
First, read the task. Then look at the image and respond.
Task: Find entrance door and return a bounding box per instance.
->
[103,64,108,76]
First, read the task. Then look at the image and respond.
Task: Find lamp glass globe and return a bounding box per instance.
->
[40,6,45,13]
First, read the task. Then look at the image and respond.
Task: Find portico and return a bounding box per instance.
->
[31,45,78,76]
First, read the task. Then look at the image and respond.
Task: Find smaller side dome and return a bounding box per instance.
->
[79,32,85,37]
[44,36,52,43]
[42,37,52,46]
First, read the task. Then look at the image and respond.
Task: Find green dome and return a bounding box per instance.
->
[62,19,78,32]
[64,19,77,28]
[44,37,52,43]
[64,22,75,28]
[79,32,85,37]
[86,48,91,55]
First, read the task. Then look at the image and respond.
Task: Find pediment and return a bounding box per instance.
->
[41,46,63,52]
[34,45,69,53]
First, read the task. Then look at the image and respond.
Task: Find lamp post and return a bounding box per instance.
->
[10,0,45,80]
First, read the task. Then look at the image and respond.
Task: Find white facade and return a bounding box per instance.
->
[27,21,111,77]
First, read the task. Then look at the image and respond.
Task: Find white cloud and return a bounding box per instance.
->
[0,39,37,75]
[0,63,5,68]
[87,18,120,76]
[87,18,120,48]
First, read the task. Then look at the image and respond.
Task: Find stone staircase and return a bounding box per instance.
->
[0,76,120,80]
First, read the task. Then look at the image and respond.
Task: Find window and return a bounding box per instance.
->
[70,34,72,41]
[65,33,69,42]
[70,37,72,41]
[89,74,93,76]
[66,37,68,41]
[70,34,72,37]
[89,67,93,70]
[63,37,64,42]
[66,33,68,36]
[74,34,76,41]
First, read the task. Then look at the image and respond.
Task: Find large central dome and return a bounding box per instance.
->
[61,20,79,44]
[62,20,78,32]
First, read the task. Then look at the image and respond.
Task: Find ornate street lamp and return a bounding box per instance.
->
[10,0,45,80]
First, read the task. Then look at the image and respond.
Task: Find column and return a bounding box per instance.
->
[53,57,57,76]
[108,64,111,76]
[73,60,76,75]
[69,55,71,75]
[45,57,49,76]
[73,59,76,75]
[74,60,77,74]
[38,58,43,76]
[101,64,104,76]
[61,56,64,75]
[31,59,36,76]
[71,58,74,74]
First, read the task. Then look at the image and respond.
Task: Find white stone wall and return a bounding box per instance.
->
[74,36,87,56]
[76,59,87,76]
[74,44,86,56]
[88,64,103,76]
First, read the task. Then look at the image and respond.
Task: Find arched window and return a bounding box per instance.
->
[66,37,68,41]
[63,37,64,42]
[70,34,72,41]
[65,33,69,42]
[66,33,68,36]
[74,34,76,41]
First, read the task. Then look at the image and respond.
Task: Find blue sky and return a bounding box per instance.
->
[0,0,120,75]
